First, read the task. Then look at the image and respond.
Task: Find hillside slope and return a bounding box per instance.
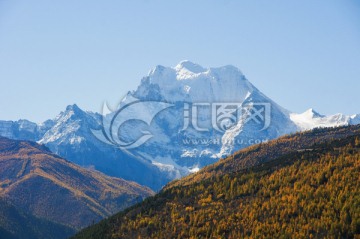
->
[168,124,360,188]
[0,198,75,239]
[0,137,154,237]
[73,125,360,239]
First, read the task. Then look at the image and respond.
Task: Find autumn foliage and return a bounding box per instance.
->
[73,126,360,239]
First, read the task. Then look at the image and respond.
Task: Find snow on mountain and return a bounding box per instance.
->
[135,60,254,103]
[0,119,53,141]
[290,108,354,131]
[0,61,359,190]
[37,104,105,148]
[0,104,172,191]
[350,114,360,125]
[124,61,297,169]
[115,61,359,173]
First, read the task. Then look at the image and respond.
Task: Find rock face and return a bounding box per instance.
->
[0,136,154,234]
[0,61,359,188]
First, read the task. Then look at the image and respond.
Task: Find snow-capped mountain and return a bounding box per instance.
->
[104,60,359,173]
[290,108,360,130]
[0,105,171,191]
[0,61,359,189]
[0,119,53,141]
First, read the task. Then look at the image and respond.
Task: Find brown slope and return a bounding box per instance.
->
[0,137,154,230]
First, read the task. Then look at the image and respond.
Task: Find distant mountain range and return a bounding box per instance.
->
[0,137,153,239]
[72,125,360,239]
[0,105,172,191]
[0,61,359,191]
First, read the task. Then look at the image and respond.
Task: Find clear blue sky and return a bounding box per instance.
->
[1,0,359,123]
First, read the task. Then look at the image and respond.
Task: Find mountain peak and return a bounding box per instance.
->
[135,62,255,102]
[303,108,323,118]
[174,60,206,73]
[61,104,88,120]
[210,64,243,76]
[66,104,81,112]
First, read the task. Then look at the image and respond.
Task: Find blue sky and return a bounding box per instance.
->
[1,0,359,122]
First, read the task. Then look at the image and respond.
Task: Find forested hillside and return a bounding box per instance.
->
[168,125,360,188]
[0,137,154,238]
[0,198,75,239]
[73,126,360,239]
